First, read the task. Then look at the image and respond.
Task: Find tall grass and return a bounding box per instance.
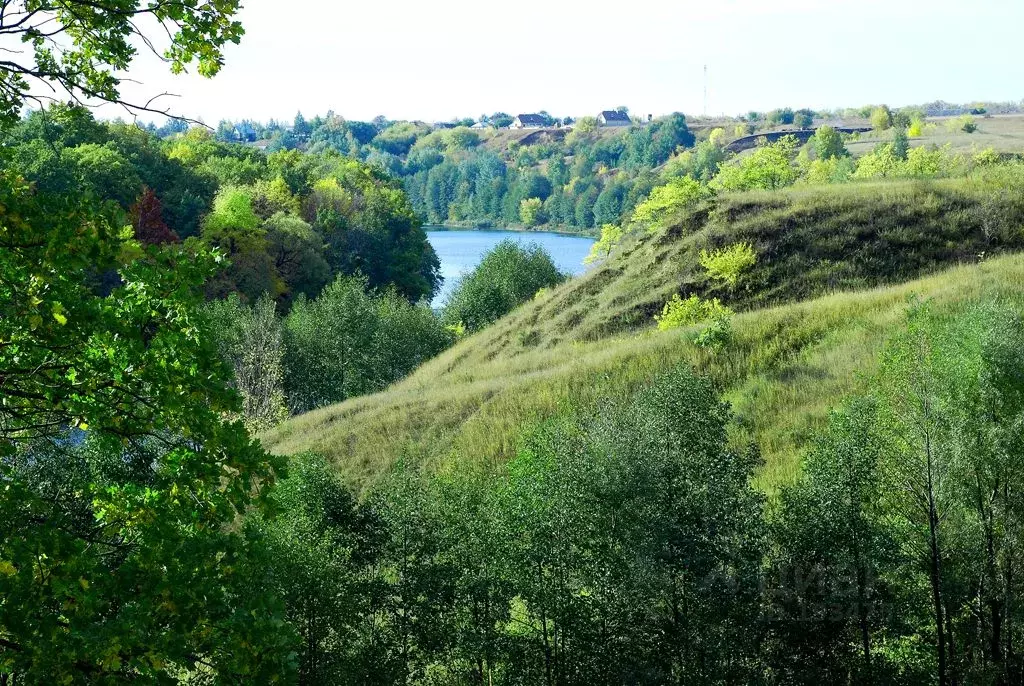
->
[264,254,1024,493]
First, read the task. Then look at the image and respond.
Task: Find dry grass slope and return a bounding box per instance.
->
[265,255,1024,492]
[266,175,1024,491]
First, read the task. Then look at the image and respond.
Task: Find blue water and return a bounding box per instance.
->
[426,228,596,307]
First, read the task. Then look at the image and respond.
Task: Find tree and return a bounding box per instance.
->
[769,398,894,683]
[0,0,244,126]
[631,175,712,228]
[129,186,179,245]
[246,452,386,684]
[442,240,564,332]
[204,295,289,432]
[584,223,624,264]
[282,276,451,413]
[871,105,894,131]
[264,212,331,304]
[713,135,799,191]
[892,125,910,161]
[0,170,295,680]
[519,197,544,226]
[793,109,815,128]
[812,126,848,160]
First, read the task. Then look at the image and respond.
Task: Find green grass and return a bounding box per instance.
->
[265,172,1024,492]
[450,173,1024,354]
[845,114,1024,156]
[263,254,1024,493]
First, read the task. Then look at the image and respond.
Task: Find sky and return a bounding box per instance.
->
[101,0,1024,124]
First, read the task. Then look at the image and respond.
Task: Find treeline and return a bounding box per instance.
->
[3,105,441,305]
[587,124,1020,270]
[400,114,694,231]
[245,302,1024,685]
[202,99,1021,234]
[205,110,695,232]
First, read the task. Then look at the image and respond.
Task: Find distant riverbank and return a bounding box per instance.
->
[426,221,598,238]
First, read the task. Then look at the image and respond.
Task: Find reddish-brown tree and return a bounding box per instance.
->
[130,187,179,245]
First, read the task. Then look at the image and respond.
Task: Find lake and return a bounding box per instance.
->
[426,228,596,307]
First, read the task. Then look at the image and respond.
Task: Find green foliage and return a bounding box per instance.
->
[871,105,894,131]
[279,367,765,683]
[662,136,728,182]
[518,196,544,226]
[203,185,261,237]
[443,240,564,332]
[655,293,733,331]
[892,124,910,160]
[584,223,624,264]
[0,1,243,127]
[204,295,289,432]
[793,109,814,128]
[372,122,430,155]
[773,303,1024,683]
[811,125,848,160]
[246,453,387,684]
[852,143,904,179]
[699,241,757,288]
[0,170,295,680]
[264,212,331,303]
[283,275,452,413]
[713,135,799,191]
[947,114,978,133]
[800,156,856,185]
[631,175,711,227]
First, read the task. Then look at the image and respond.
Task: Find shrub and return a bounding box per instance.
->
[655,294,735,348]
[800,156,856,185]
[443,240,565,332]
[812,126,848,160]
[852,143,903,179]
[793,109,814,128]
[655,294,733,331]
[946,115,977,134]
[284,276,451,412]
[700,242,757,288]
[973,147,1001,167]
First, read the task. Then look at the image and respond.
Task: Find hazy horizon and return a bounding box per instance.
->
[57,0,1024,124]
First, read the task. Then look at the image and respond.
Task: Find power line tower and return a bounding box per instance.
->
[703,64,708,117]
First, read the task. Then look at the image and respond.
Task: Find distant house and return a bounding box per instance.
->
[511,114,547,129]
[432,122,455,130]
[233,122,258,142]
[470,121,488,129]
[597,110,631,127]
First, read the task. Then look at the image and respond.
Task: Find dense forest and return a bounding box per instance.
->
[197,99,1024,234]
[3,1,1024,684]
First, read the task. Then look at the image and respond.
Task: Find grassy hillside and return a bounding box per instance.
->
[469,173,1024,350]
[264,175,1024,492]
[846,113,1024,156]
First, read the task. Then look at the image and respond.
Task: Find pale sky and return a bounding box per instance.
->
[100,0,1024,123]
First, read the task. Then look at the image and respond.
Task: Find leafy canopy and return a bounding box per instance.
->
[0,0,244,126]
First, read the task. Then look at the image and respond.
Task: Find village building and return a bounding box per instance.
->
[510,114,547,129]
[597,110,631,127]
